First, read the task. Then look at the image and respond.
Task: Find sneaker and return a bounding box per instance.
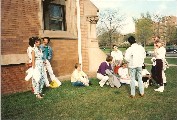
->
[36,94,43,99]
[106,82,110,85]
[139,94,144,97]
[85,83,89,86]
[130,95,135,98]
[99,82,104,87]
[154,86,164,92]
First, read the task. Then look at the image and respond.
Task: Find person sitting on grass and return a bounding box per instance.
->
[71,63,90,86]
[118,62,138,86]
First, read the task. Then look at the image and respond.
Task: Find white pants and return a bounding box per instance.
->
[162,70,166,83]
[97,73,109,87]
[44,60,61,87]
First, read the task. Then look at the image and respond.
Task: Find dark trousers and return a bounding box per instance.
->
[155,59,163,86]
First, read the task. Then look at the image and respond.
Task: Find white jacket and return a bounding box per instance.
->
[125,43,146,68]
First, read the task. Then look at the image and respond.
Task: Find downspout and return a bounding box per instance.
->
[76,0,82,68]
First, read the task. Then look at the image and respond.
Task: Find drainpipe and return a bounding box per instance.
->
[76,0,82,69]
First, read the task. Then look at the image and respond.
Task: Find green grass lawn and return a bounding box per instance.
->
[2,66,177,120]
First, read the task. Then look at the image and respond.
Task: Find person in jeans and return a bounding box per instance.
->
[97,55,113,87]
[125,36,146,98]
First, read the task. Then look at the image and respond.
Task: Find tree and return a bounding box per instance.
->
[97,9,126,53]
[134,12,153,47]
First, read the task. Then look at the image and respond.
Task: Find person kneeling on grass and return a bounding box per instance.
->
[71,63,90,86]
[97,55,121,88]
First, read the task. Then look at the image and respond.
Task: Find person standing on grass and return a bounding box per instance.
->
[154,40,166,92]
[32,38,46,99]
[97,55,113,87]
[25,37,35,81]
[40,37,61,87]
[111,44,123,74]
[125,36,146,98]
[71,63,90,86]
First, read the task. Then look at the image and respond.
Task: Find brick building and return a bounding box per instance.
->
[1,0,106,94]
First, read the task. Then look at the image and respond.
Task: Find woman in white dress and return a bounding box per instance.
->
[32,38,47,99]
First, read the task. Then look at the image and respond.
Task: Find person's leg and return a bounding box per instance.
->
[32,78,38,95]
[72,81,85,86]
[162,70,166,85]
[155,59,163,86]
[136,67,144,95]
[44,67,50,87]
[129,68,136,96]
[154,59,164,92]
[97,73,109,87]
[46,60,56,80]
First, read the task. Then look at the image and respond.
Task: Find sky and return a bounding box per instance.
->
[90,0,177,34]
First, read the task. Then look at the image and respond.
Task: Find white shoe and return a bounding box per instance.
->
[85,83,89,86]
[99,82,104,87]
[154,86,164,92]
[106,82,110,85]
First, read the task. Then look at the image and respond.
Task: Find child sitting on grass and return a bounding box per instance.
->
[118,63,138,86]
[71,63,90,86]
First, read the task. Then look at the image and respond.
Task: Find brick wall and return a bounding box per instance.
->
[1,64,32,94]
[50,40,78,77]
[1,0,40,94]
[1,0,40,55]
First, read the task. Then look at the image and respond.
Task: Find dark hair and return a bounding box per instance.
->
[128,36,136,45]
[29,37,35,47]
[106,55,113,62]
[43,37,50,43]
[34,37,41,43]
[75,63,81,69]
[29,37,38,47]
[112,44,118,48]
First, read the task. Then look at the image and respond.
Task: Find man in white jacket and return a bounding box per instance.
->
[125,36,146,98]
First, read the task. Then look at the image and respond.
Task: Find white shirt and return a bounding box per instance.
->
[111,50,123,61]
[71,69,87,82]
[118,67,129,78]
[27,46,33,63]
[125,43,146,68]
[155,46,166,60]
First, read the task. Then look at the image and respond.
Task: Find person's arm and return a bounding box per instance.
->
[48,46,52,61]
[32,50,35,69]
[124,48,131,63]
[119,51,123,66]
[99,63,107,75]
[111,51,116,65]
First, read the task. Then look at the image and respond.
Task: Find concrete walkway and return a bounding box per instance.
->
[145,63,177,67]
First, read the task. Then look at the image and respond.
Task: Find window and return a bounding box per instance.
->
[43,2,66,31]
